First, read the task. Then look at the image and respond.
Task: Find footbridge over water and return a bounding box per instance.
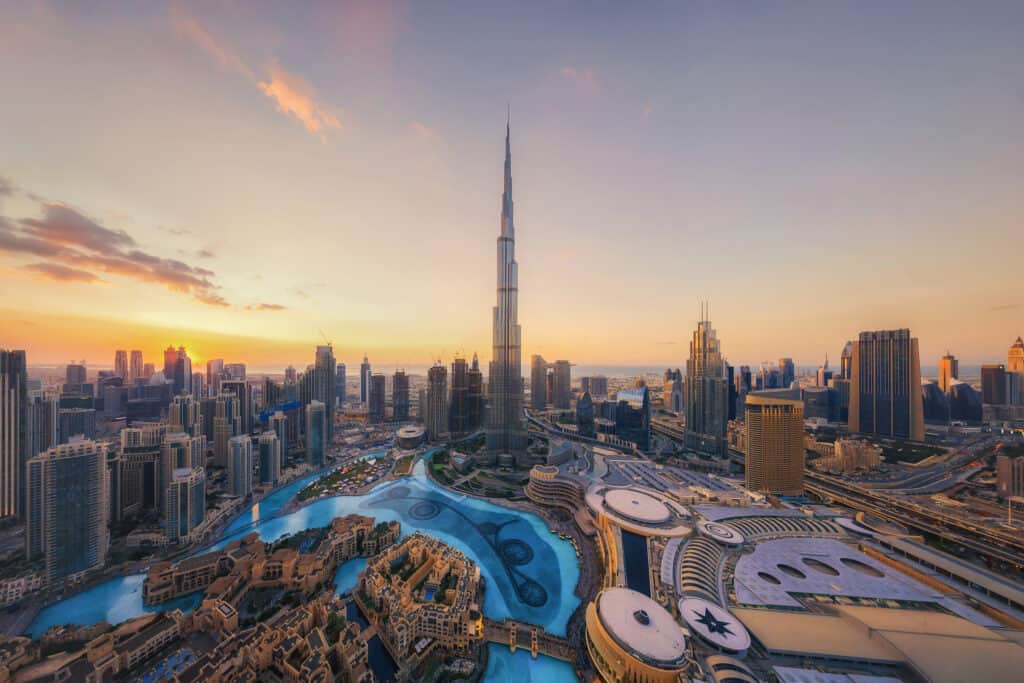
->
[482,617,575,661]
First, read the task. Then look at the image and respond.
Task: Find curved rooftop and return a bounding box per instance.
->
[597,587,688,667]
[679,596,750,655]
[585,485,692,537]
[604,488,672,524]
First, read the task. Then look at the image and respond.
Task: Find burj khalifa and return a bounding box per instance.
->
[484,116,529,467]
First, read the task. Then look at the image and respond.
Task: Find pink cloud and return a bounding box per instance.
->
[259,63,342,138]
[170,3,254,81]
[560,66,600,90]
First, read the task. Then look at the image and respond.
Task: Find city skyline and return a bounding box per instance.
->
[2,2,1023,367]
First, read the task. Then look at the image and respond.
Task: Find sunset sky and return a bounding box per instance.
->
[2,1,1022,371]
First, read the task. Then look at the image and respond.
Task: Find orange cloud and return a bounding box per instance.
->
[22,262,102,283]
[170,3,254,81]
[259,63,341,138]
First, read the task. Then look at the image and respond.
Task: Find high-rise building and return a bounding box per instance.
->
[778,358,795,388]
[27,396,58,459]
[313,345,337,442]
[129,350,143,382]
[258,431,281,486]
[615,386,650,451]
[1010,337,1024,374]
[228,435,253,498]
[467,353,484,431]
[206,358,224,397]
[63,363,88,397]
[663,368,683,412]
[306,400,326,468]
[449,358,469,434]
[164,466,205,543]
[114,350,128,378]
[212,394,239,468]
[163,346,177,378]
[58,407,96,443]
[1,350,28,519]
[817,355,833,388]
[221,379,252,435]
[269,411,288,457]
[336,363,347,405]
[684,307,729,456]
[552,360,572,410]
[587,375,609,399]
[849,329,924,441]
[576,391,595,437]
[169,394,202,437]
[368,374,387,423]
[25,439,109,584]
[939,352,959,394]
[530,355,548,410]
[160,432,203,508]
[172,346,192,396]
[840,341,854,380]
[360,354,371,404]
[284,365,297,384]
[392,370,410,421]
[426,362,449,442]
[120,424,164,515]
[981,364,1009,405]
[997,455,1024,499]
[745,394,805,496]
[485,118,529,467]
[142,362,155,379]
[224,363,246,380]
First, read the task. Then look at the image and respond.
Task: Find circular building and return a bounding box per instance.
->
[586,587,691,682]
[678,597,750,657]
[395,425,425,450]
[585,485,692,537]
[696,520,745,547]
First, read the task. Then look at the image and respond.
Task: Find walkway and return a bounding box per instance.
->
[482,617,575,661]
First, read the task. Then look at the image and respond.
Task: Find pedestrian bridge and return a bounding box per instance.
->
[482,617,575,662]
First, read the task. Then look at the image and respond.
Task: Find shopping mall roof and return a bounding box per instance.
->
[598,587,688,667]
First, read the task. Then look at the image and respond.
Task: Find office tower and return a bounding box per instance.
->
[212,394,239,468]
[164,466,205,543]
[269,411,288,457]
[392,370,410,421]
[142,362,155,379]
[663,369,683,413]
[206,358,224,397]
[552,360,572,410]
[172,346,192,395]
[119,424,164,516]
[336,363,347,405]
[840,341,853,379]
[191,372,204,399]
[546,372,554,405]
[726,363,737,421]
[849,329,925,441]
[817,355,833,388]
[588,375,609,399]
[313,345,337,442]
[1010,336,1024,373]
[1,350,28,519]
[129,350,143,382]
[426,362,449,442]
[576,391,595,437]
[305,400,326,468]
[25,439,109,584]
[981,365,1009,405]
[360,354,371,403]
[169,394,202,437]
[684,306,730,456]
[745,395,805,496]
[778,358,795,388]
[161,432,203,508]
[615,386,651,450]
[449,358,469,434]
[227,435,253,498]
[258,431,281,485]
[221,379,252,435]
[467,353,484,431]
[63,362,88,397]
[418,388,427,421]
[485,118,529,467]
[284,365,297,383]
[27,397,58,459]
[114,350,128,378]
[530,355,548,410]
[368,374,387,423]
[58,407,96,443]
[939,352,959,394]
[997,455,1024,499]
[224,363,246,380]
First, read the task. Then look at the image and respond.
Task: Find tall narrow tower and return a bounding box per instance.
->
[485,115,528,467]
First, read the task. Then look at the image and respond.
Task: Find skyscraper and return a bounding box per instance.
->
[129,350,143,382]
[981,364,1009,405]
[269,411,288,456]
[172,346,192,395]
[163,345,177,378]
[114,350,128,378]
[467,353,484,431]
[306,400,326,468]
[313,345,337,442]
[816,356,833,388]
[336,363,347,405]
[849,329,924,441]
[684,307,729,456]
[745,395,805,496]
[221,378,251,435]
[169,394,202,438]
[160,432,203,508]
[368,374,386,423]
[228,435,253,498]
[552,360,572,410]
[426,362,449,442]
[119,423,164,515]
[164,466,205,543]
[939,352,959,394]
[485,117,528,467]
[449,358,469,435]
[778,358,795,388]
[840,341,854,380]
[1010,336,1024,374]
[392,370,410,421]
[258,431,281,486]
[1,349,28,519]
[360,354,371,404]
[530,355,548,410]
[663,368,683,412]
[25,439,109,584]
[206,358,224,397]
[212,394,239,468]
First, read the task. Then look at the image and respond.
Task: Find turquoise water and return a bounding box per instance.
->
[28,458,582,681]
[484,644,578,682]
[332,557,368,595]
